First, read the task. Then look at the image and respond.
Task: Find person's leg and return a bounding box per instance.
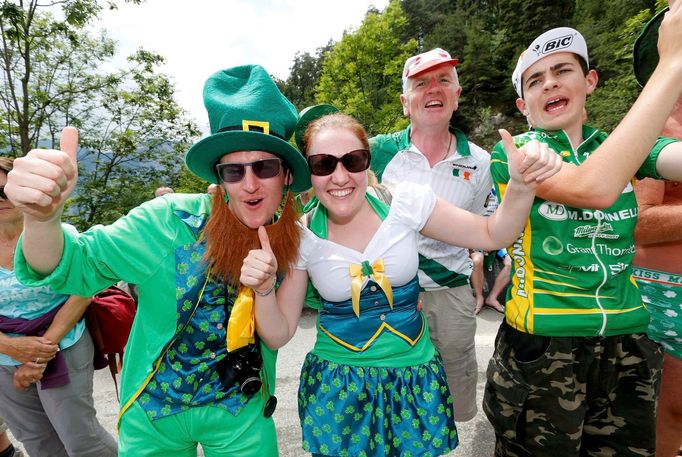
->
[0,366,69,457]
[0,435,9,452]
[120,392,276,457]
[470,251,486,314]
[485,251,510,313]
[119,402,197,457]
[0,419,10,451]
[38,330,117,457]
[194,398,278,457]
[581,333,662,456]
[483,322,587,457]
[420,286,478,422]
[656,354,682,457]
[0,424,13,457]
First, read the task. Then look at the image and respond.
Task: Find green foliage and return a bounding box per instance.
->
[1,0,198,230]
[65,50,200,229]
[315,0,417,136]
[172,165,210,195]
[574,0,654,81]
[286,0,665,147]
[584,6,655,131]
[1,3,104,155]
[280,41,333,110]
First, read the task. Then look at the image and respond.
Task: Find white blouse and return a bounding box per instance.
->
[295,183,437,303]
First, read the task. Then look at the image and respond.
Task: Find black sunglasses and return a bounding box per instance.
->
[0,186,6,200]
[215,158,283,183]
[307,149,371,176]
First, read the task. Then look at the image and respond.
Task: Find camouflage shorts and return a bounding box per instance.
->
[632,267,682,360]
[483,321,662,457]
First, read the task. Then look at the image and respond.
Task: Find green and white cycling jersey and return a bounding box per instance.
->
[490,125,677,337]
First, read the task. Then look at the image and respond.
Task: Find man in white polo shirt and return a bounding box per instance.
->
[370,48,492,422]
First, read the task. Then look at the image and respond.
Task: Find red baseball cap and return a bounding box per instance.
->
[402,48,459,91]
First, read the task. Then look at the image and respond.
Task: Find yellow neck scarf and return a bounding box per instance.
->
[226,286,256,352]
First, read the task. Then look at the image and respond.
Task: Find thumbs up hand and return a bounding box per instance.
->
[240,226,278,295]
[500,129,562,190]
[5,127,79,222]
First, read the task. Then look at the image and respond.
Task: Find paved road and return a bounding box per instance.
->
[10,306,504,456]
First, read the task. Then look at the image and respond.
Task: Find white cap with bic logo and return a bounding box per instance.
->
[512,27,589,97]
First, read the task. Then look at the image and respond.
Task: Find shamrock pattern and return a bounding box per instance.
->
[637,278,682,358]
[139,239,249,420]
[299,353,458,456]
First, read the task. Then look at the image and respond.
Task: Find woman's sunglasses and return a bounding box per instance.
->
[307,149,371,176]
[215,158,283,183]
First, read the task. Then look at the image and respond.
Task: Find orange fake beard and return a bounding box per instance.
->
[202,187,302,288]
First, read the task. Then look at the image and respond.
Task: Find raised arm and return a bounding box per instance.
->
[422,131,561,250]
[5,127,79,274]
[530,4,682,208]
[239,227,308,350]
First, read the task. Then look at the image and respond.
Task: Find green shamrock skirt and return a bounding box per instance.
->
[298,352,458,456]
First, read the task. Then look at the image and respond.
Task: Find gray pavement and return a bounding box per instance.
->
[10,306,504,456]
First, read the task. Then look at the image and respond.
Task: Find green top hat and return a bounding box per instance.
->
[185,65,311,192]
[633,7,668,87]
[294,104,339,152]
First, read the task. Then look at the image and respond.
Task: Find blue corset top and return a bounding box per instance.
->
[318,276,424,352]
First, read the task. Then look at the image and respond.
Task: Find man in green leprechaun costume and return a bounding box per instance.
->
[5,64,310,456]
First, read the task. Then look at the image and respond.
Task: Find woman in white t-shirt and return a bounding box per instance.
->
[239,113,561,457]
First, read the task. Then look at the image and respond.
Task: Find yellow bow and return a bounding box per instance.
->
[226,286,256,352]
[349,259,393,318]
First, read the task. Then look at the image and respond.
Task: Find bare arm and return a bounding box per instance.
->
[253,269,308,350]
[0,294,91,362]
[421,181,534,251]
[422,131,562,250]
[240,227,308,350]
[10,295,91,391]
[43,295,92,344]
[0,332,57,365]
[634,178,682,244]
[655,142,682,181]
[5,127,79,274]
[527,5,682,208]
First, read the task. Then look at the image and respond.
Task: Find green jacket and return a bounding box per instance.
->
[15,194,277,424]
[490,125,676,337]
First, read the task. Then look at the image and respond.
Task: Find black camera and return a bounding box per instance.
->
[217,344,263,396]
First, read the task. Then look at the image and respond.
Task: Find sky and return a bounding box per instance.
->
[96,0,390,132]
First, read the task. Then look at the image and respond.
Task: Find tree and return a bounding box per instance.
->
[1,0,199,229]
[280,41,333,110]
[400,0,458,47]
[65,50,199,229]
[0,0,141,155]
[581,1,661,131]
[316,0,418,136]
[288,0,673,146]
